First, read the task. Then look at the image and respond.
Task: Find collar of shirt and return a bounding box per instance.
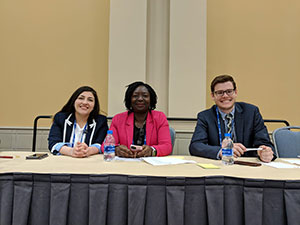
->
[218,107,235,121]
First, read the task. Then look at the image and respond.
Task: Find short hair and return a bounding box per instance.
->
[210,74,237,93]
[124,81,157,111]
[59,86,100,120]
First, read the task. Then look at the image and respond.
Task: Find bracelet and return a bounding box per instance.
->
[151,146,157,156]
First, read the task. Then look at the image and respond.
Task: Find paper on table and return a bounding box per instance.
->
[167,156,185,159]
[281,159,300,165]
[142,157,197,166]
[197,163,220,169]
[262,162,300,169]
[114,156,142,162]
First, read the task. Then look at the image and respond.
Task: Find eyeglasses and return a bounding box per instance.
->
[213,89,235,97]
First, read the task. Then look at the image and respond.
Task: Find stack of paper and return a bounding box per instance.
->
[262,162,300,169]
[281,159,300,166]
[142,157,197,166]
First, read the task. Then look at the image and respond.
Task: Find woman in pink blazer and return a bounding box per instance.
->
[109,81,172,157]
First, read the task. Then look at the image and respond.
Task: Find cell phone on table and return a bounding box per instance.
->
[26,153,48,160]
[130,144,143,151]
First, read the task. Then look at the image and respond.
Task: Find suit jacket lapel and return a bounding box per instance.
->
[126,112,134,147]
[65,114,74,143]
[234,103,244,143]
[85,119,96,145]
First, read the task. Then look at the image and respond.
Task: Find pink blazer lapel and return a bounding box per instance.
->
[145,111,154,145]
[126,112,134,147]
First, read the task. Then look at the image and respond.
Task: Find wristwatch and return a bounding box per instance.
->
[151,147,157,156]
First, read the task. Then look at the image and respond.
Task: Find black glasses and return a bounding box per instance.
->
[214,89,235,97]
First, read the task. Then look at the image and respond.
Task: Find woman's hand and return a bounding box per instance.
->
[60,143,99,158]
[115,145,134,158]
[71,142,88,158]
[78,143,100,157]
[136,145,153,158]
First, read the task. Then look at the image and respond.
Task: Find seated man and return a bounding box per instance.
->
[189,74,275,162]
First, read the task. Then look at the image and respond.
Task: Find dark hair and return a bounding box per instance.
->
[60,86,100,119]
[124,81,157,111]
[210,74,237,93]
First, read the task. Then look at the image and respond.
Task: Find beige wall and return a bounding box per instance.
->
[1,0,300,131]
[0,0,109,127]
[207,0,300,130]
[108,0,207,119]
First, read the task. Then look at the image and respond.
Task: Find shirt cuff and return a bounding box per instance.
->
[51,142,70,155]
[90,143,101,153]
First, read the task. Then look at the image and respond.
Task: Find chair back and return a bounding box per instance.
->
[169,127,176,151]
[272,126,300,158]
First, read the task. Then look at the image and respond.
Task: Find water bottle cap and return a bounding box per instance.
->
[225,133,231,138]
[107,130,113,134]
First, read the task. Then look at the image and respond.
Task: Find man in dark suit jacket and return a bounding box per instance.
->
[189,75,275,162]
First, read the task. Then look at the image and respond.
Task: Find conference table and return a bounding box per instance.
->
[0,151,300,225]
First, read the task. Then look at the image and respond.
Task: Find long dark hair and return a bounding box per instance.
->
[124,81,157,111]
[59,86,100,119]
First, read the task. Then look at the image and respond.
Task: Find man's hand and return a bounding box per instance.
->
[232,143,247,157]
[257,145,273,162]
[219,143,246,158]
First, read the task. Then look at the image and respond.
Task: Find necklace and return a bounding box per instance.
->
[134,113,147,128]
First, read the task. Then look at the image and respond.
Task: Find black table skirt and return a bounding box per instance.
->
[0,173,300,225]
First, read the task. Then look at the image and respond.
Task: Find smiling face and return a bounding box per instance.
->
[74,91,95,117]
[131,85,150,114]
[211,81,237,113]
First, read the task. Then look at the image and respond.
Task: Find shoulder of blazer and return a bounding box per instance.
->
[147,110,167,124]
[93,114,107,123]
[92,115,107,127]
[149,110,166,119]
[235,102,258,114]
[112,111,131,122]
[54,112,74,124]
[198,105,216,118]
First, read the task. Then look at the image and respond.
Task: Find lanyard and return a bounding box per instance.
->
[71,120,87,147]
[143,134,146,145]
[215,107,234,147]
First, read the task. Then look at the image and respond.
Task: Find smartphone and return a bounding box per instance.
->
[26,153,48,160]
[130,144,143,151]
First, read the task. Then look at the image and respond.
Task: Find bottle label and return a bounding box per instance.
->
[222,148,233,156]
[104,145,115,153]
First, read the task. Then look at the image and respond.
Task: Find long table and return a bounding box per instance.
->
[1,151,300,225]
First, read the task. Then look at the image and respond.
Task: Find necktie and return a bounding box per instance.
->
[225,113,233,134]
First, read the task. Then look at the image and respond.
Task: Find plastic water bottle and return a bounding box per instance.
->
[103,130,115,161]
[222,133,234,165]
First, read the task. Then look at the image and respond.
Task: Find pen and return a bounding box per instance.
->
[0,156,13,159]
[246,148,263,151]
